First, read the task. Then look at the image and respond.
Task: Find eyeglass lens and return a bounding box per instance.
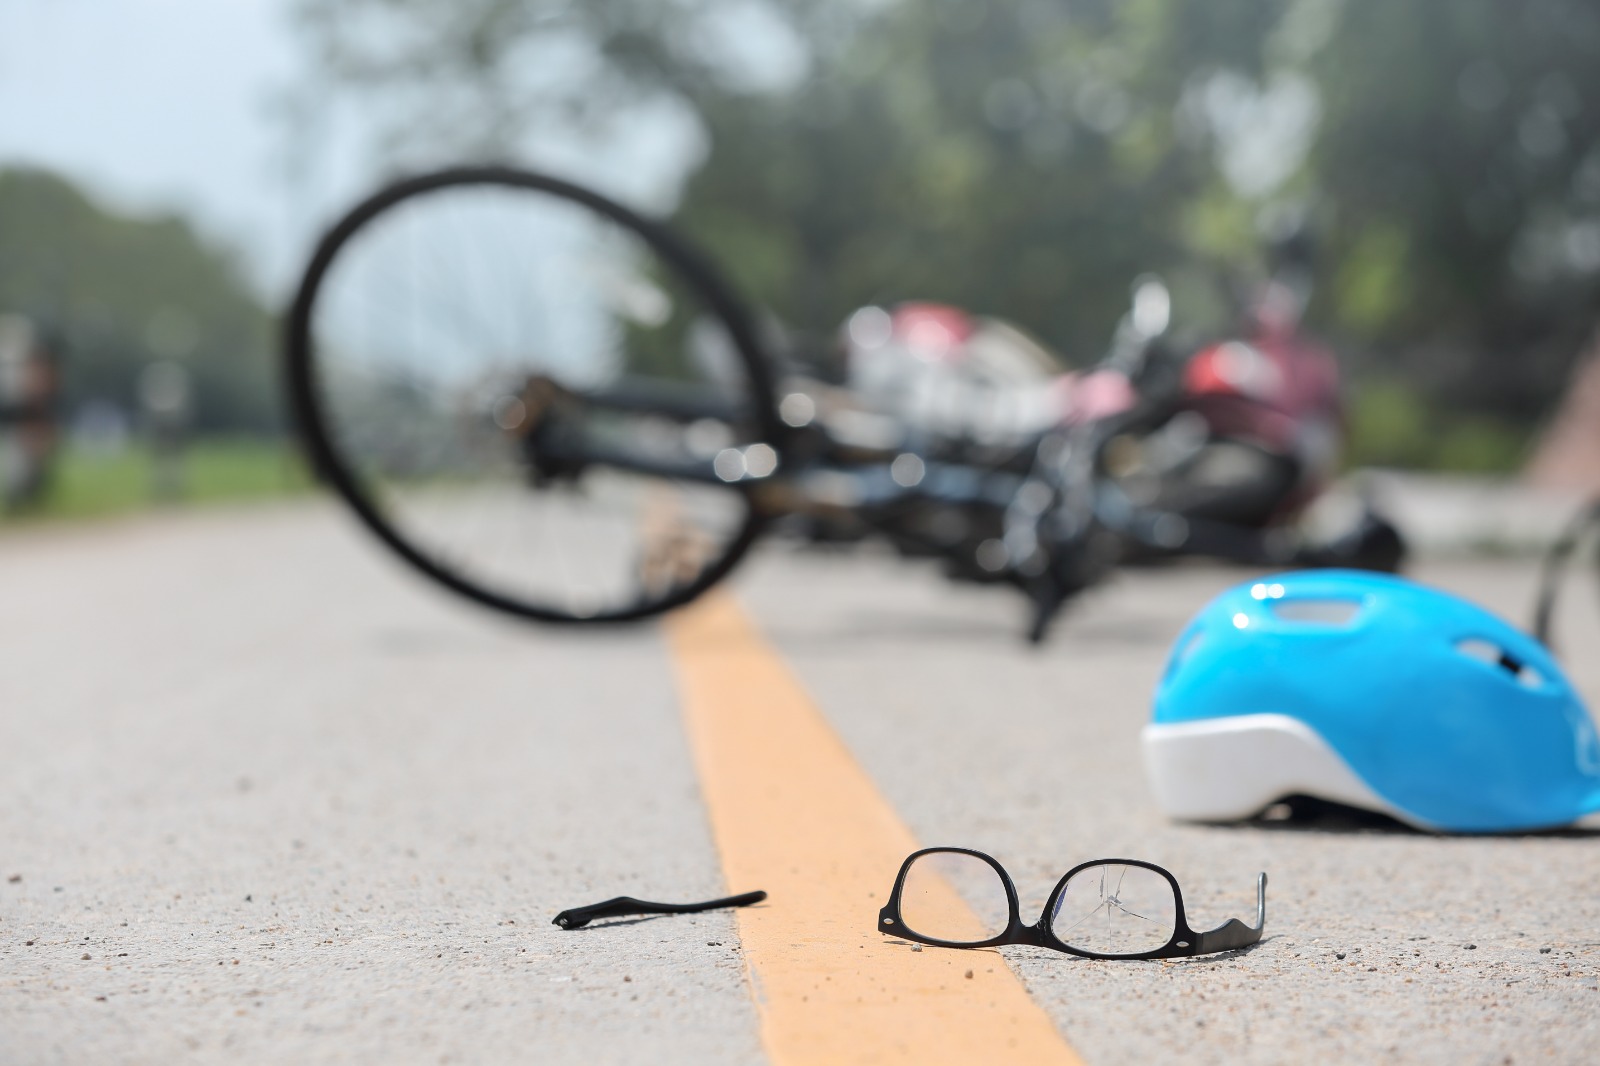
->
[898,851,1011,945]
[1049,863,1177,955]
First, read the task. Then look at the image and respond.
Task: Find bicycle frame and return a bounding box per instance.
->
[513,370,1352,640]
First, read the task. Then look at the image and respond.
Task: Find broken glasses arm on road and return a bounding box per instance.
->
[553,890,767,929]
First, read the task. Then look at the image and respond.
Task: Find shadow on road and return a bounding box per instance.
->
[1197,796,1600,839]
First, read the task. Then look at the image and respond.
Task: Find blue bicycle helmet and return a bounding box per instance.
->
[1144,570,1600,832]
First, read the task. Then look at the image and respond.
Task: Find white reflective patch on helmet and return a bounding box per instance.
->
[1141,714,1432,829]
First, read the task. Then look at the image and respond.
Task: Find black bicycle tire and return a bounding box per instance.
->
[284,164,783,625]
[1531,495,1600,649]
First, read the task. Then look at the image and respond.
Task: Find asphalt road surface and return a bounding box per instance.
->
[2,501,1598,1064]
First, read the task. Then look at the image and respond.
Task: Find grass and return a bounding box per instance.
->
[5,437,315,523]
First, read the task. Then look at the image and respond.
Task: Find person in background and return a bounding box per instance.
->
[0,314,61,511]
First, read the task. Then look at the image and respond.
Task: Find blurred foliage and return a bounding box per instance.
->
[287,0,760,162]
[673,0,1254,366]
[1345,379,1526,473]
[1305,1,1600,425]
[0,168,278,433]
[292,2,1600,466]
[16,439,312,523]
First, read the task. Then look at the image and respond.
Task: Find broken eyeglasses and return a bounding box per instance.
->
[877,848,1265,960]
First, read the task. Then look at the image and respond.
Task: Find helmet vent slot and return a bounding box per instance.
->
[1269,598,1361,626]
[1455,638,1545,689]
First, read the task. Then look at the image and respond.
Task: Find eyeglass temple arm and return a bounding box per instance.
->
[553,890,767,929]
[1192,872,1267,954]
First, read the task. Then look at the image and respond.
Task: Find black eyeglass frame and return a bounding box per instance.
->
[877,847,1267,960]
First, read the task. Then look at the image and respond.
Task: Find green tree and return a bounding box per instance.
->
[292,0,1600,465]
[1304,0,1600,423]
[672,0,1278,363]
[0,168,279,433]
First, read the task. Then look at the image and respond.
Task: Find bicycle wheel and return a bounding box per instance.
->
[285,166,782,623]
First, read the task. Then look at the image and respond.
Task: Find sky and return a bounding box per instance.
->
[0,0,702,302]
[0,0,332,295]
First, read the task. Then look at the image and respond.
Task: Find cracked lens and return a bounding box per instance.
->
[1049,863,1176,955]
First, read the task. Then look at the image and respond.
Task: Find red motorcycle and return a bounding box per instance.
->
[827,271,1405,633]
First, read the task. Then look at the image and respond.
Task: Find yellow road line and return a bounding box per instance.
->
[666,593,1083,1066]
